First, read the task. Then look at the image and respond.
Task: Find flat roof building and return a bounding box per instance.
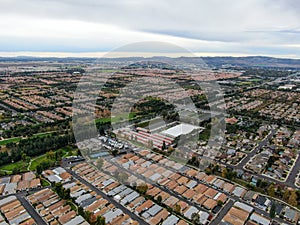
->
[161,123,202,138]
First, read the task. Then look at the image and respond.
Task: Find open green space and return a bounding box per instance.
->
[0,131,55,146]
[100,69,121,73]
[0,137,22,146]
[32,132,53,138]
[95,112,136,124]
[0,160,27,174]
[0,145,78,173]
[29,154,48,171]
[60,146,78,157]
[41,178,51,187]
[238,81,253,86]
[250,78,261,82]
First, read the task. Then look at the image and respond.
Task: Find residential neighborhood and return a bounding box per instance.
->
[0,58,300,225]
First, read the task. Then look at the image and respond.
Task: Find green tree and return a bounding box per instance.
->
[221,168,228,178]
[96,158,104,169]
[267,184,275,197]
[63,188,71,199]
[276,185,283,197]
[36,165,43,175]
[288,190,298,207]
[260,180,268,188]
[95,215,105,225]
[257,179,262,188]
[54,183,63,196]
[118,172,129,183]
[204,167,212,175]
[270,203,276,219]
[137,184,148,194]
[46,150,55,160]
[283,190,290,202]
[157,195,162,204]
[21,152,27,161]
[84,211,93,223]
[12,167,20,174]
[174,204,181,214]
[78,206,85,217]
[217,200,224,206]
[112,149,118,156]
[191,212,200,225]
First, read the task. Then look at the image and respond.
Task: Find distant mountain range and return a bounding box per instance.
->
[1,56,300,69]
[202,56,300,69]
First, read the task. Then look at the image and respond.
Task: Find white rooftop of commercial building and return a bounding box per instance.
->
[161,123,201,138]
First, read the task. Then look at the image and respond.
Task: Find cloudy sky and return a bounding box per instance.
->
[1,0,300,58]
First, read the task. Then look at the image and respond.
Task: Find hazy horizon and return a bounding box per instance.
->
[0,51,299,59]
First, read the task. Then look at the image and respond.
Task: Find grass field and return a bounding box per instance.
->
[238,81,253,86]
[41,178,51,187]
[29,146,78,170]
[0,154,47,173]
[100,69,121,73]
[0,160,27,174]
[95,112,136,124]
[0,137,22,146]
[29,154,48,171]
[60,146,78,157]
[0,131,54,146]
[32,132,53,138]
[250,78,261,82]
[0,145,78,173]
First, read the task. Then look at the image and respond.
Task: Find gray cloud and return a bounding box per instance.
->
[1,0,300,57]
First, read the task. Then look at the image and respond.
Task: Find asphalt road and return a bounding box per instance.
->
[210,200,233,225]
[17,195,47,225]
[235,129,276,170]
[108,158,212,215]
[285,152,300,187]
[0,103,17,114]
[64,167,149,225]
[228,128,300,189]
[131,148,295,225]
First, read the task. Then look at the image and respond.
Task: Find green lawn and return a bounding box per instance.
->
[32,132,53,138]
[41,178,51,187]
[0,131,56,146]
[95,112,136,124]
[0,160,27,173]
[0,137,22,146]
[100,69,121,73]
[63,150,78,157]
[29,154,48,171]
[238,81,253,86]
[0,154,49,173]
[250,78,261,82]
[29,146,78,171]
[0,145,78,173]
[60,146,78,157]
[67,201,78,211]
